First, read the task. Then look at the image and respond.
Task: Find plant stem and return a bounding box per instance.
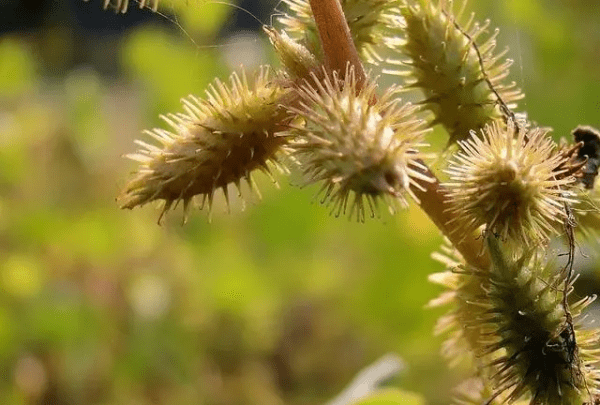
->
[308,0,489,270]
[308,0,366,87]
[411,162,489,269]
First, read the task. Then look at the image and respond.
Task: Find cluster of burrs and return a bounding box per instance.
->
[108,0,600,403]
[117,0,434,223]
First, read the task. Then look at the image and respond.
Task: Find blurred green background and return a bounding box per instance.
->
[0,0,598,404]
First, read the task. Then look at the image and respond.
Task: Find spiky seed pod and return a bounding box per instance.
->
[479,237,600,405]
[264,27,319,81]
[385,0,524,145]
[429,241,492,369]
[451,377,529,405]
[119,66,291,222]
[277,0,396,63]
[289,67,433,221]
[452,378,490,405]
[429,251,475,369]
[430,238,600,405]
[444,119,577,247]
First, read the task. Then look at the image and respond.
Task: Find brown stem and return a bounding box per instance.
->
[308,0,489,270]
[308,0,366,87]
[412,161,490,270]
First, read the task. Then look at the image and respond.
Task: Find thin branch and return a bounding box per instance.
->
[411,161,490,270]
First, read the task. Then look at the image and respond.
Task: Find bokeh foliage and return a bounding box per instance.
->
[0,1,598,404]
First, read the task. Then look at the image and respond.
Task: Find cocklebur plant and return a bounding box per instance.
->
[101,0,600,403]
[276,0,397,64]
[289,66,433,220]
[119,66,292,223]
[384,0,525,146]
[444,120,577,248]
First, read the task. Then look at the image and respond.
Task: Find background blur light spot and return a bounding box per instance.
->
[222,31,266,72]
[129,274,171,320]
[14,355,47,398]
[2,255,43,299]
